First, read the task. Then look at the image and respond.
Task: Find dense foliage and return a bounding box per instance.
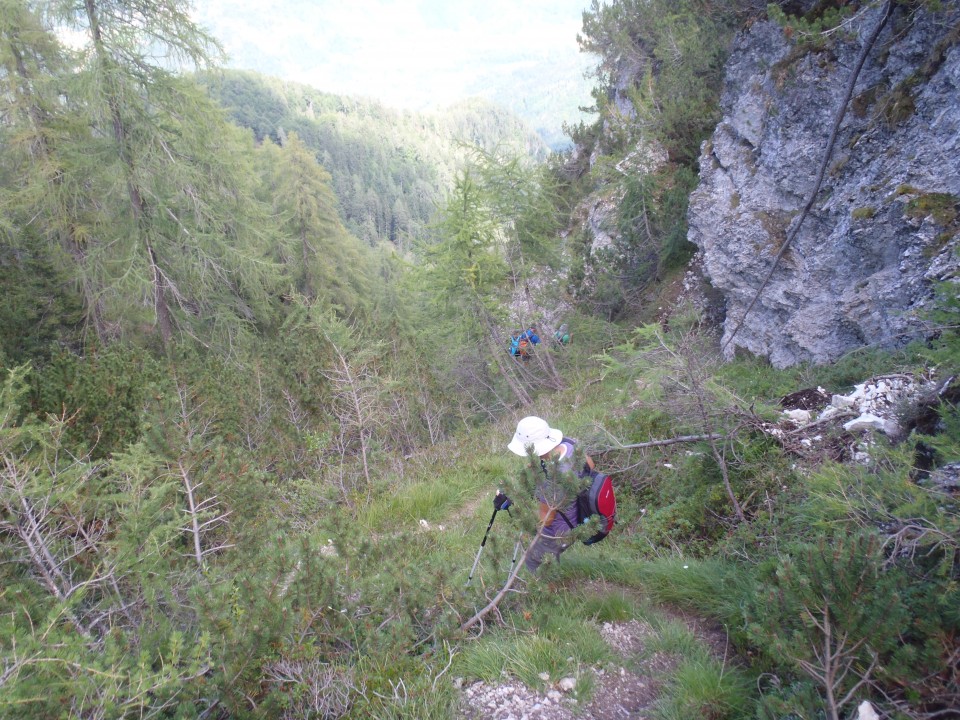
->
[559,0,771,319]
[1,1,957,719]
[201,70,549,248]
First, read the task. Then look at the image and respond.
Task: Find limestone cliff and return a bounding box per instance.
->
[688,3,960,367]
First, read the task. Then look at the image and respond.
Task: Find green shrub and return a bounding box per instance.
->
[30,346,161,457]
[905,192,958,225]
[767,3,854,49]
[746,531,908,718]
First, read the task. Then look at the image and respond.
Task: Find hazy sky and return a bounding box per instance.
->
[192,0,593,109]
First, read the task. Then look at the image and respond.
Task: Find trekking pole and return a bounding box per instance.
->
[506,534,523,580]
[466,490,512,587]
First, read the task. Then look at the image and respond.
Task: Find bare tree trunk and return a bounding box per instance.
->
[710,438,745,523]
[657,330,746,523]
[795,603,878,720]
[171,384,233,566]
[686,370,745,522]
[1,454,94,636]
[332,346,373,490]
[175,458,233,568]
[178,461,206,568]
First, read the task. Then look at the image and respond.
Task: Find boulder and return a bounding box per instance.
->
[856,700,880,720]
[844,413,894,435]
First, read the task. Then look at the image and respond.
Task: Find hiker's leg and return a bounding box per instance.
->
[525,534,565,572]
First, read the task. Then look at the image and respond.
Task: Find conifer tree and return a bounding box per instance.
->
[311,305,390,497]
[419,150,569,411]
[255,132,372,314]
[0,366,211,716]
[748,532,907,720]
[420,169,534,408]
[30,0,279,350]
[0,0,106,341]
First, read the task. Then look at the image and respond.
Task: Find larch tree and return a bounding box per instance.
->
[0,0,107,342]
[308,304,390,499]
[255,132,372,314]
[420,169,534,408]
[35,0,278,350]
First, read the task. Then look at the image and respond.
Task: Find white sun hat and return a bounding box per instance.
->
[507,416,563,457]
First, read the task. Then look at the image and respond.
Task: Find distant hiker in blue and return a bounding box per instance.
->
[509,327,541,360]
[507,416,595,572]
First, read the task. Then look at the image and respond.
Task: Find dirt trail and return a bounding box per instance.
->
[457,591,733,720]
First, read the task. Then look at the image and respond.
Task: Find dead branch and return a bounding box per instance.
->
[461,526,543,633]
[593,433,725,454]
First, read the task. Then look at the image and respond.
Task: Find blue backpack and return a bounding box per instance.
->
[509,332,531,358]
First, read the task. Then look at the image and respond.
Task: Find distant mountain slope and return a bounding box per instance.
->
[191,0,594,150]
[202,70,549,247]
[466,49,595,150]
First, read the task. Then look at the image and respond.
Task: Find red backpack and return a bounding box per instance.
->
[576,469,616,545]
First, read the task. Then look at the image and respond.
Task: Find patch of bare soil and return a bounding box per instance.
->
[456,610,728,720]
[587,620,673,720]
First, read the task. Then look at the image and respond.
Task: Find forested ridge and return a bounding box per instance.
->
[200,70,549,248]
[1,1,958,719]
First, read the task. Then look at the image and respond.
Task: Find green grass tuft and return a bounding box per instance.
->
[653,657,752,720]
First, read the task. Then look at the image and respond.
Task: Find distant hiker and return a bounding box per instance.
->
[553,323,570,346]
[509,327,541,361]
[507,416,596,572]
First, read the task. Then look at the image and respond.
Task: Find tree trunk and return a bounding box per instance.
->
[85,0,172,347]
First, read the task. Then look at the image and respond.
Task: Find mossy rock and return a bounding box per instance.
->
[905,192,958,226]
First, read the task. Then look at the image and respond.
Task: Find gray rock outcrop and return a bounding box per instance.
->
[688,4,960,367]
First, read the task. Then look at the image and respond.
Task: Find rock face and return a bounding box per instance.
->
[688,4,960,367]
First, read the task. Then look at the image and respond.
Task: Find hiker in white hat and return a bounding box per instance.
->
[507,416,594,571]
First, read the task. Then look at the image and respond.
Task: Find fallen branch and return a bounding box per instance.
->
[461,526,543,633]
[594,433,724,454]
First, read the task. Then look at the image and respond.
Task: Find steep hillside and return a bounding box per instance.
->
[201,70,549,247]
[2,2,958,719]
[189,0,593,150]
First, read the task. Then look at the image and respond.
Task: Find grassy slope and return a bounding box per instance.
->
[340,262,958,718]
[347,309,754,715]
